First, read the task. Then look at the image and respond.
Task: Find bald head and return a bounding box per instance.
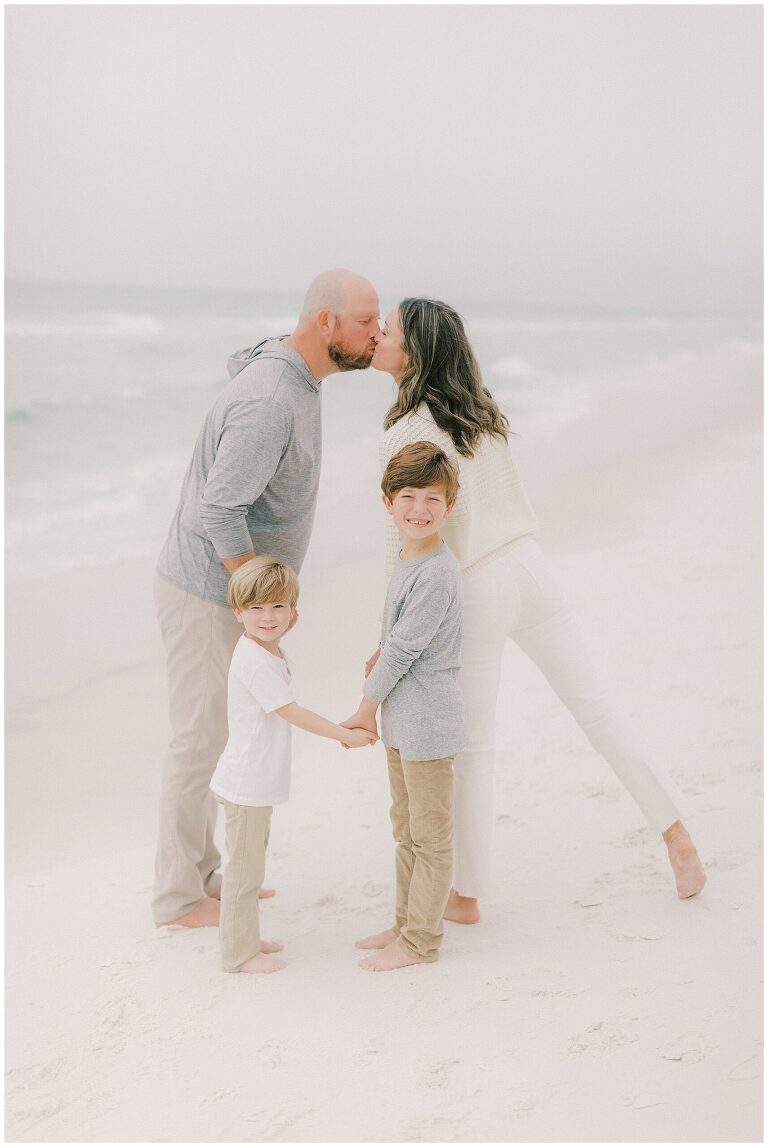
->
[301,268,378,318]
[285,268,380,378]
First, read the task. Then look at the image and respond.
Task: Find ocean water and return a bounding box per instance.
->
[5,283,762,581]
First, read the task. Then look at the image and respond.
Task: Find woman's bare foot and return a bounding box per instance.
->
[160,896,220,928]
[355,928,398,950]
[237,952,286,974]
[443,889,480,925]
[663,821,707,898]
[259,940,284,954]
[358,939,430,972]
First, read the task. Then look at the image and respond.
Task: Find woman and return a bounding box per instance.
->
[366,298,706,924]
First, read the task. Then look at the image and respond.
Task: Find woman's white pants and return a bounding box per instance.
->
[454,537,684,899]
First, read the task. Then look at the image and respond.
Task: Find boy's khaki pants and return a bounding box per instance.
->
[386,747,454,962]
[152,574,242,925]
[218,799,273,971]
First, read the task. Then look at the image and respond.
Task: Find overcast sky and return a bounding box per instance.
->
[5,4,763,314]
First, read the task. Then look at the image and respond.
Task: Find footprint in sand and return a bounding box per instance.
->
[611,827,651,850]
[568,1021,638,1057]
[361,881,389,898]
[659,1033,711,1064]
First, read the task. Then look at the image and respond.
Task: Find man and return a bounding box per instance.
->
[153,269,380,927]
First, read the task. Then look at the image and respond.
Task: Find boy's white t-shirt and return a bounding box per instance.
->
[209,635,295,807]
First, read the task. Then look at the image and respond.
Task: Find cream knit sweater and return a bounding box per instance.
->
[380,403,539,577]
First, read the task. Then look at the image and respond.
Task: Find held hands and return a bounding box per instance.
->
[340,702,380,752]
[364,648,381,678]
[338,677,380,752]
[340,726,378,750]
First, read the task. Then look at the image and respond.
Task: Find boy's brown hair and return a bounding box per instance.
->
[381,441,460,506]
[228,555,300,611]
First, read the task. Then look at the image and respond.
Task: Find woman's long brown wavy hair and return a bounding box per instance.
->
[383,298,509,458]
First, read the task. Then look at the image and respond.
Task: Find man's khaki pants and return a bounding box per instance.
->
[217,799,272,971]
[386,747,454,962]
[152,575,242,925]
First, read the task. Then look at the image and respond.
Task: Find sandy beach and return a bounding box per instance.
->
[5,341,762,1143]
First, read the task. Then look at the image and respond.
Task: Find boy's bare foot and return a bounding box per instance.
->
[355,928,398,950]
[160,896,220,928]
[443,889,480,925]
[358,939,430,972]
[259,940,284,954]
[237,952,286,974]
[663,822,707,898]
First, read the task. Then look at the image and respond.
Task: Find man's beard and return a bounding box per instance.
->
[328,337,375,371]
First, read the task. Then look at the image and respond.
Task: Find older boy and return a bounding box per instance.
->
[344,442,464,972]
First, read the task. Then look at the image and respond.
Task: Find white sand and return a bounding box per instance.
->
[5,366,762,1142]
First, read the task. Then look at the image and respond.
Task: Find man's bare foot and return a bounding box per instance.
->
[259,940,284,954]
[355,928,398,950]
[358,939,430,972]
[209,887,276,901]
[663,821,707,898]
[443,889,480,925]
[160,896,220,928]
[236,952,286,974]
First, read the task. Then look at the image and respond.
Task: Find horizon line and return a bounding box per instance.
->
[5,278,763,325]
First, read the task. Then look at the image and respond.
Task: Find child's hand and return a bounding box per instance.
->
[341,711,379,740]
[364,648,381,678]
[341,727,378,749]
[340,699,379,750]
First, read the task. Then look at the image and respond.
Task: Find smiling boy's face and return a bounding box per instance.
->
[235,599,294,648]
[383,482,452,544]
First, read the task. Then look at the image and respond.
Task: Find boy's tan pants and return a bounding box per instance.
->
[386,747,454,962]
[217,799,273,972]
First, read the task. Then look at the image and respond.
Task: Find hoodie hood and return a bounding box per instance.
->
[227,338,272,379]
[227,336,318,391]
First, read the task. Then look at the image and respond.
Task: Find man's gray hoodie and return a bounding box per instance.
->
[157,338,321,606]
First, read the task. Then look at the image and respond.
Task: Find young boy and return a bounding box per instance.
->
[210,556,375,975]
[344,441,464,972]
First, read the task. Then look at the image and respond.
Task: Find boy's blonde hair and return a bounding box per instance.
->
[381,441,460,507]
[228,556,300,611]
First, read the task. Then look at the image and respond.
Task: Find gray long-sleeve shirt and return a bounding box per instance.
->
[364,542,464,761]
[157,339,321,606]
